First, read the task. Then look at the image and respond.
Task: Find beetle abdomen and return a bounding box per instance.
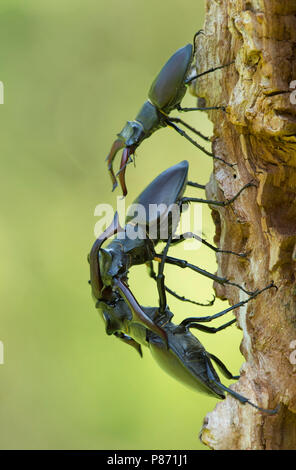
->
[148,44,193,113]
[127,160,188,220]
[148,326,225,399]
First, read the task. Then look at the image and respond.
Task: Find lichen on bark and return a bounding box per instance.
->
[192,0,296,450]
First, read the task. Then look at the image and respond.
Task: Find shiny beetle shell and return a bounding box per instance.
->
[125,160,189,228]
[148,44,193,113]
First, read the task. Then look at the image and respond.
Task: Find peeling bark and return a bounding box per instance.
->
[192,0,296,450]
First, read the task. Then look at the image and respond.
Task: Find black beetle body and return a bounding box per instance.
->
[106,37,233,195]
[98,161,190,290]
[93,281,278,412]
[95,161,254,309]
[149,44,193,113]
[97,294,224,398]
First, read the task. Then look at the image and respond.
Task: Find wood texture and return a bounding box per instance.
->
[192,0,296,450]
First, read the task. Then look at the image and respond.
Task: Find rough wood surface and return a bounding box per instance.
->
[192,0,296,450]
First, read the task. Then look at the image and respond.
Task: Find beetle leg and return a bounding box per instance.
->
[187,181,206,189]
[170,232,249,259]
[166,120,234,168]
[163,285,215,307]
[155,234,172,314]
[181,181,256,207]
[208,353,240,380]
[185,61,235,84]
[204,352,279,414]
[161,255,255,295]
[146,261,215,307]
[168,117,210,141]
[114,332,143,358]
[186,318,236,334]
[177,105,225,112]
[179,282,276,327]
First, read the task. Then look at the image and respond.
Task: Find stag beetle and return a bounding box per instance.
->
[91,160,257,328]
[89,221,278,414]
[106,31,234,195]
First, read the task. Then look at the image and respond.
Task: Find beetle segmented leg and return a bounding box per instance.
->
[166,120,234,168]
[170,232,249,259]
[179,282,276,327]
[181,181,256,207]
[208,353,240,380]
[169,117,210,142]
[186,318,236,334]
[177,105,225,112]
[204,352,279,415]
[146,261,215,307]
[161,255,255,295]
[156,235,172,315]
[185,61,235,84]
[187,181,206,189]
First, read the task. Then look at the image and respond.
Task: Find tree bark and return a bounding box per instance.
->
[192,0,296,450]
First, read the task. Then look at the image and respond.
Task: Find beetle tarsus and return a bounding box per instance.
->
[177,105,226,112]
[179,282,276,329]
[147,260,215,307]
[181,181,256,207]
[187,318,236,334]
[208,353,240,380]
[162,254,254,295]
[167,119,234,168]
[169,116,210,141]
[187,181,206,189]
[204,353,279,415]
[169,231,249,259]
[186,60,235,84]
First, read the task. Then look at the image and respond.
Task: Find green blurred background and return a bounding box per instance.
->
[0,0,243,449]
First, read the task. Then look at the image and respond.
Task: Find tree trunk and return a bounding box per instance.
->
[192,0,296,450]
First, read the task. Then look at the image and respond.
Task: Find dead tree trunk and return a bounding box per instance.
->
[192,0,296,450]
